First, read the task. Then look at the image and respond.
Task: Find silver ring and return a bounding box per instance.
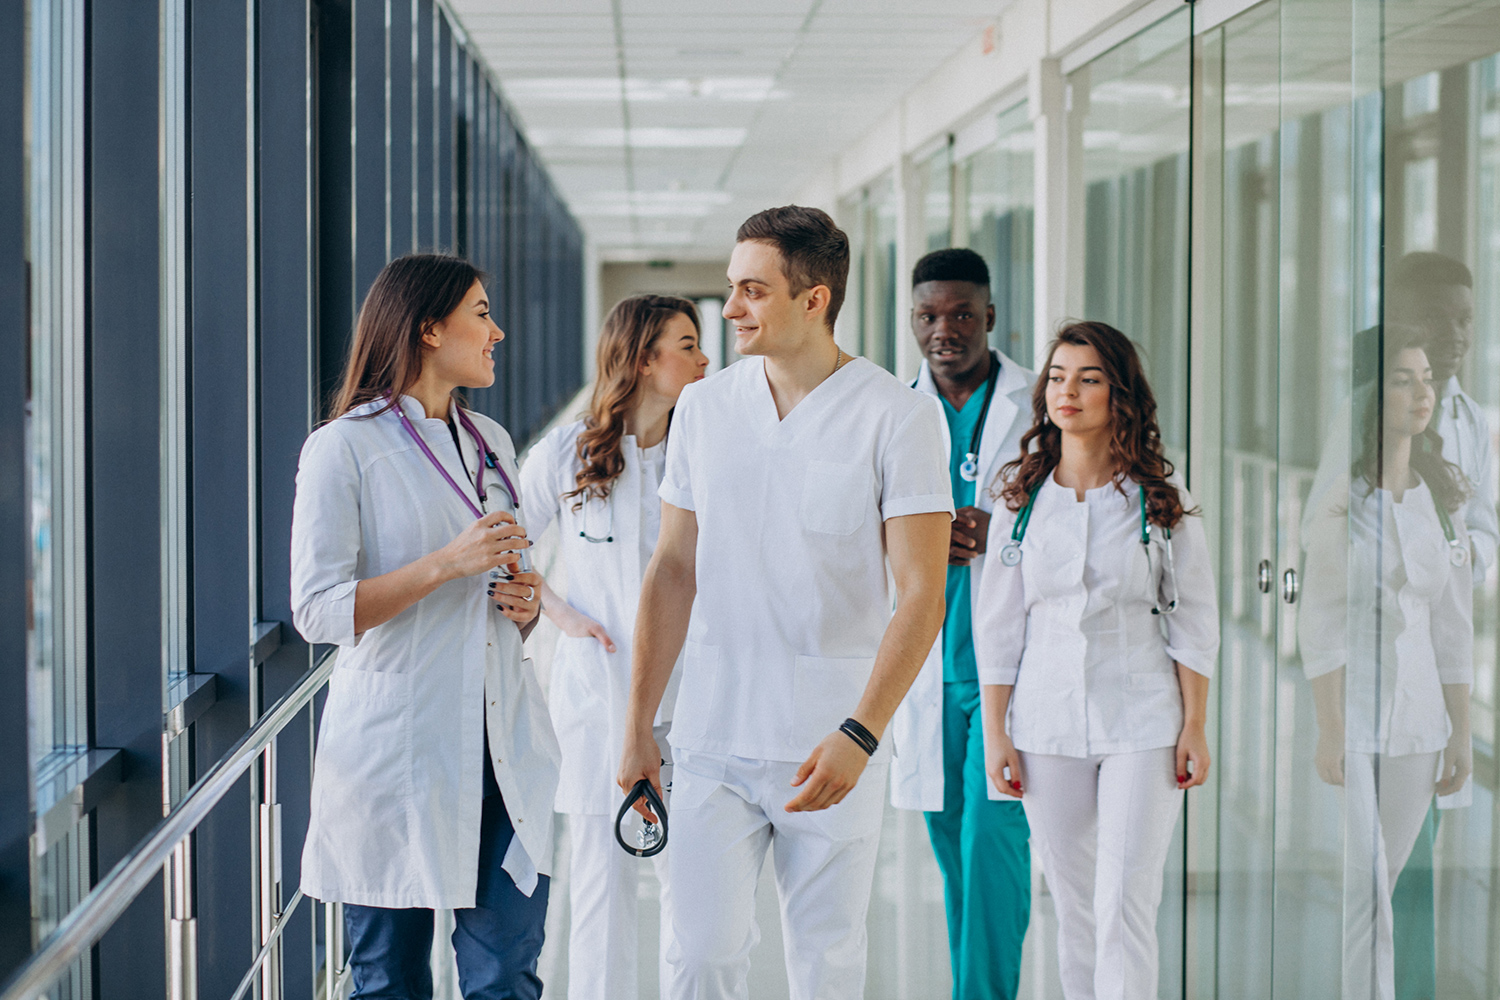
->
[523,585,536,602]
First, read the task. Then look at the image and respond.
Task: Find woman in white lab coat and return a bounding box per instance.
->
[291,254,559,999]
[1298,328,1473,1000]
[975,320,1220,1000]
[520,295,707,1000]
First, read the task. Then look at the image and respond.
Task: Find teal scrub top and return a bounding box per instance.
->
[940,389,985,683]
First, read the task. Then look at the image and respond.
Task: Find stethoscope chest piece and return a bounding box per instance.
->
[959,454,980,483]
[1451,544,1469,567]
[615,779,668,858]
[999,543,1023,567]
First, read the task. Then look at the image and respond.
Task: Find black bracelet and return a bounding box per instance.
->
[839,718,879,756]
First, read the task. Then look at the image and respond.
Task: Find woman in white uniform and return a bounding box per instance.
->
[520,295,707,1000]
[1298,328,1473,1000]
[975,321,1219,1000]
[292,254,559,999]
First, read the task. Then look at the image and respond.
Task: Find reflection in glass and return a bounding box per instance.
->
[918,141,952,253]
[1299,328,1474,1000]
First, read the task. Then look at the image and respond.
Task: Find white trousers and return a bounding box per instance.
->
[1019,747,1183,1000]
[1339,751,1439,1000]
[565,813,672,1000]
[664,750,888,1000]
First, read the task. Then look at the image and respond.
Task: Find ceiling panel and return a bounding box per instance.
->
[447,0,1002,259]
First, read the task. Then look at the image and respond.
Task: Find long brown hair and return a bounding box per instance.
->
[1352,324,1469,512]
[994,321,1190,529]
[329,253,484,419]
[564,295,701,507]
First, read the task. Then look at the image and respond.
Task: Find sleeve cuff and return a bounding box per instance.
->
[977,665,1019,686]
[657,481,694,511]
[1165,648,1217,678]
[1301,654,1344,680]
[294,580,363,648]
[883,493,955,521]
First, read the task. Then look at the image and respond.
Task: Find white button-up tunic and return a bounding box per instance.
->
[520,420,680,814]
[658,356,952,763]
[1298,476,1474,756]
[291,396,561,908]
[974,476,1219,757]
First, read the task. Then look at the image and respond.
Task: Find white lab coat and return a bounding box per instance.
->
[889,353,1036,812]
[292,396,561,907]
[519,420,681,815]
[1298,475,1474,756]
[973,476,1220,757]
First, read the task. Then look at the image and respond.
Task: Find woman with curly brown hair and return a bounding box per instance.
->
[519,294,707,1000]
[973,321,1219,1000]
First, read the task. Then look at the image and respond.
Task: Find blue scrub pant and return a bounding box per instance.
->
[924,679,1031,1000]
[344,752,550,1000]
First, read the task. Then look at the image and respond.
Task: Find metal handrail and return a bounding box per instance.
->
[0,653,337,1000]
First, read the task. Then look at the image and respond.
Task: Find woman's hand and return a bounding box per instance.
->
[1176,721,1210,789]
[435,511,532,582]
[544,595,618,652]
[1314,722,1345,786]
[490,570,541,625]
[985,726,1025,798]
[1436,730,1472,797]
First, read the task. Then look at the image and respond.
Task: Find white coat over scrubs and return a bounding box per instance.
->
[973,476,1219,755]
[890,352,1035,811]
[519,419,680,813]
[291,396,561,908]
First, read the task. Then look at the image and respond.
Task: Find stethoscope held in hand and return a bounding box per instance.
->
[999,483,1181,615]
[615,779,668,858]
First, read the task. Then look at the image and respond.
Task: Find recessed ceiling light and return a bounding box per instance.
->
[527,127,747,149]
[504,77,785,103]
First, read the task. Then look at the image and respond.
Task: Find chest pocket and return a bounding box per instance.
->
[799,460,871,536]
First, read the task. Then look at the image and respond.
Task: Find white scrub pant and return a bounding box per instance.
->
[1339,751,1439,1000]
[565,814,671,1000]
[1018,747,1182,1000]
[664,750,888,1000]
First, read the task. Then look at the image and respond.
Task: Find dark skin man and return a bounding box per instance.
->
[912,279,997,567]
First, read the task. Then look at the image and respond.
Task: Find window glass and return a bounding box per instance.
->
[960,101,1034,368]
[917,141,952,253]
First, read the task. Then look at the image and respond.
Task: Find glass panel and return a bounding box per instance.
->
[960,101,1035,368]
[837,189,866,358]
[865,173,898,373]
[1073,8,1193,460]
[1206,6,1283,998]
[917,141,952,252]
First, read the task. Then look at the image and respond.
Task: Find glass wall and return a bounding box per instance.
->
[916,140,953,252]
[960,100,1035,368]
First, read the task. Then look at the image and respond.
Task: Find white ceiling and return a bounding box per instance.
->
[447,0,1007,261]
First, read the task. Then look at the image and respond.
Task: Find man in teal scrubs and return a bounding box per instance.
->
[903,249,1033,999]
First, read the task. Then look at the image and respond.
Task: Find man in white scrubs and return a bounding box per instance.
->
[617,205,952,1000]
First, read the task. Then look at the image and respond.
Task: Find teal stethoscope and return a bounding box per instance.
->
[913,350,1001,483]
[1435,502,1467,566]
[1000,482,1181,615]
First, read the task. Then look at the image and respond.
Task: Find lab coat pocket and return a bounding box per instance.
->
[792,654,874,753]
[799,460,871,536]
[311,668,413,859]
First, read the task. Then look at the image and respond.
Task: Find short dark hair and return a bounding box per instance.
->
[1392,251,1472,293]
[913,247,990,289]
[735,206,849,330]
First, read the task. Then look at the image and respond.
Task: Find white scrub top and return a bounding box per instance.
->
[520,420,680,814]
[890,353,1035,812]
[1298,476,1474,756]
[974,475,1220,758]
[291,396,561,908]
[658,356,953,764]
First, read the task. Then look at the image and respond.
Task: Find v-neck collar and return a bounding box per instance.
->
[753,354,860,430]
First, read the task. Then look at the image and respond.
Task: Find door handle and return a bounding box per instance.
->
[1281,568,1299,604]
[1257,559,1272,594]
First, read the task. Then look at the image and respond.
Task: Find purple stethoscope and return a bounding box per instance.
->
[389,396,535,595]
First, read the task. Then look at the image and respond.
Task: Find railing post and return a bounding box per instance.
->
[255,740,283,1000]
[166,837,196,1000]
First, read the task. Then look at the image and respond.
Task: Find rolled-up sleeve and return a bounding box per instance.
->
[974,507,1025,685]
[1298,491,1349,680]
[291,424,364,647]
[880,397,954,521]
[658,385,697,511]
[1164,507,1220,677]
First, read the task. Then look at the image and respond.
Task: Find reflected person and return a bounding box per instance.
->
[1297,327,1474,1000]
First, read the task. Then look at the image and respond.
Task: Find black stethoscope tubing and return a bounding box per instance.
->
[913,350,1002,483]
[615,779,668,858]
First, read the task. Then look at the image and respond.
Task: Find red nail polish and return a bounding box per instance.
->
[1011,781,1021,790]
[1177,775,1188,783]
